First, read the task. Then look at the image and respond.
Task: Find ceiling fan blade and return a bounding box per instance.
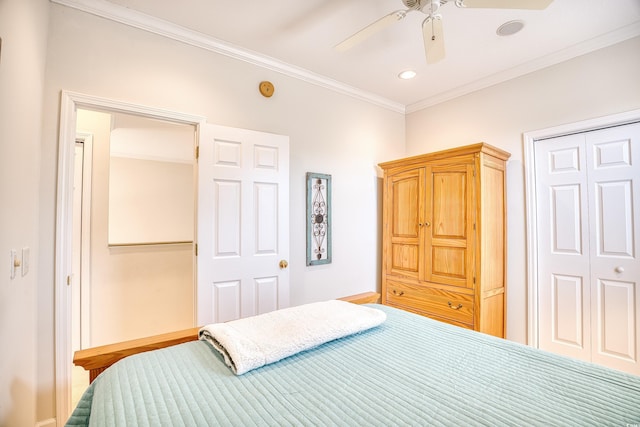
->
[457,0,552,9]
[423,17,445,64]
[335,10,407,52]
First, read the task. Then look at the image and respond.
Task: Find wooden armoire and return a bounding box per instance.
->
[379,143,510,338]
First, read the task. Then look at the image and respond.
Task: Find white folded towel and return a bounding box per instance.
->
[198,300,386,375]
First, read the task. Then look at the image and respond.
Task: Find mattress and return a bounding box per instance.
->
[67,304,640,426]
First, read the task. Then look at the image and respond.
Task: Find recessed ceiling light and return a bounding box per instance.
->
[497,20,525,36]
[398,70,417,80]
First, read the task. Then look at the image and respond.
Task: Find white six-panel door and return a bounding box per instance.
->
[536,122,640,375]
[197,124,289,325]
[536,133,592,362]
[586,125,640,372]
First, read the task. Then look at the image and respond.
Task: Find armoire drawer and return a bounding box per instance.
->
[385,280,474,325]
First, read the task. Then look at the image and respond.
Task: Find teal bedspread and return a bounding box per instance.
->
[67,305,640,426]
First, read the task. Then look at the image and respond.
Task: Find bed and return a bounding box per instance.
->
[68,293,640,426]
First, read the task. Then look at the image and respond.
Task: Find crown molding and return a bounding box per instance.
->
[50,0,640,116]
[405,21,640,114]
[50,0,406,114]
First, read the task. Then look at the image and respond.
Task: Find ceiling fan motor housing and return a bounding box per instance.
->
[402,0,422,7]
[403,0,445,12]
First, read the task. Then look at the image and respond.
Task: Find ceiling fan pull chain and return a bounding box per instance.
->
[431,17,436,40]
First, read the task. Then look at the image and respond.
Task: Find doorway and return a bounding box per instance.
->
[56,92,291,424]
[71,135,92,408]
[524,109,640,375]
[69,108,198,406]
[55,92,206,421]
[74,109,196,347]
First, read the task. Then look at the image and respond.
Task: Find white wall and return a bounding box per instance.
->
[108,117,195,246]
[108,157,193,245]
[406,36,640,344]
[38,3,405,422]
[0,0,49,425]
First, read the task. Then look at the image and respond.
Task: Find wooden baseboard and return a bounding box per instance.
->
[35,418,57,427]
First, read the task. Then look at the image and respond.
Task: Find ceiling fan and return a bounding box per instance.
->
[335,0,553,64]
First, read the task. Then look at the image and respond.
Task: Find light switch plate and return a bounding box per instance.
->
[22,247,30,277]
[9,249,16,280]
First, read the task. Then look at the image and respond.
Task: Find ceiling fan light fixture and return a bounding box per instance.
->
[337,0,552,62]
[398,70,417,79]
[496,20,525,36]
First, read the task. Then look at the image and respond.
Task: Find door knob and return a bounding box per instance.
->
[614,266,624,274]
[279,260,289,269]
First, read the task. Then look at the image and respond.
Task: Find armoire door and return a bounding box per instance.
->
[197,124,290,325]
[535,122,640,375]
[384,167,425,280]
[424,163,475,290]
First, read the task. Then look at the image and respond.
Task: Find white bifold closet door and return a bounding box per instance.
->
[535,122,640,375]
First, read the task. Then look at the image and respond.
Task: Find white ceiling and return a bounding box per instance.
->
[63,0,640,112]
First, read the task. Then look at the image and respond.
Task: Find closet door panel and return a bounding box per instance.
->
[593,279,636,362]
[551,274,585,348]
[535,134,592,362]
[586,123,640,375]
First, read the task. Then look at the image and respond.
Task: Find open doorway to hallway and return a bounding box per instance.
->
[70,108,197,407]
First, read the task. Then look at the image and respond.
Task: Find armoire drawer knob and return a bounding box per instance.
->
[448,301,462,310]
[392,290,405,296]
